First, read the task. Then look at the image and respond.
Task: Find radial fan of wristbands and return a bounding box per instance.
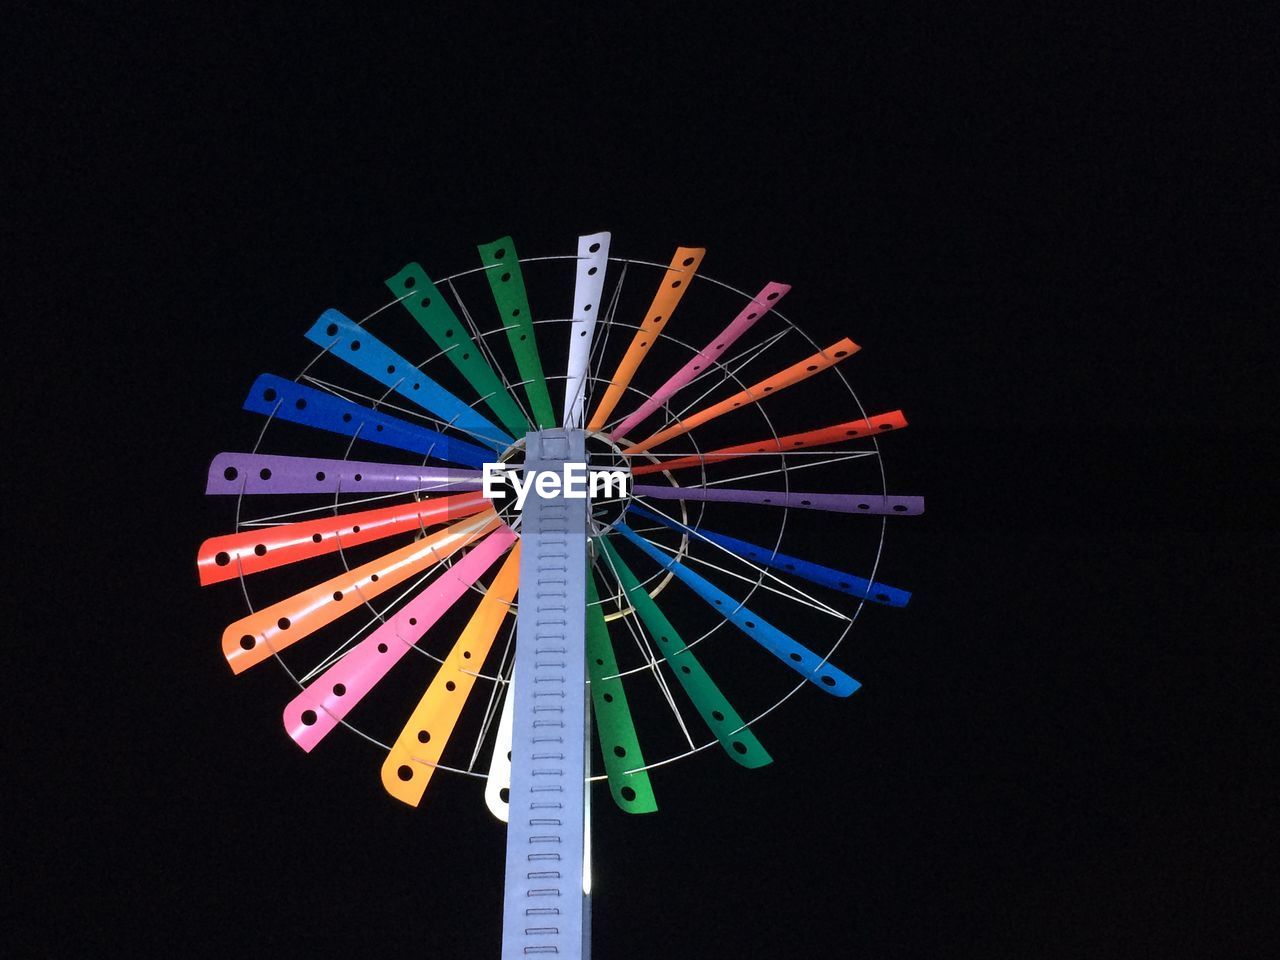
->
[197,232,922,958]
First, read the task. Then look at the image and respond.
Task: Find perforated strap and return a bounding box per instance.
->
[379,544,523,803]
[622,338,860,454]
[243,374,492,468]
[608,281,790,441]
[613,521,861,697]
[596,537,771,767]
[204,453,481,495]
[485,675,516,822]
[197,492,490,585]
[283,527,517,753]
[633,485,925,516]
[563,233,611,428]
[386,262,531,437]
[222,512,497,673]
[626,504,911,607]
[586,246,704,431]
[478,237,556,429]
[630,410,907,475]
[585,565,657,813]
[305,308,511,448]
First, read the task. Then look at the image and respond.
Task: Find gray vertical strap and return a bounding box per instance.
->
[502,429,589,959]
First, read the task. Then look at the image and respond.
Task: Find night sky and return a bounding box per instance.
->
[10,6,1272,958]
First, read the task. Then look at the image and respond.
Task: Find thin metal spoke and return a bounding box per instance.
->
[592,549,697,751]
[301,374,452,427]
[296,561,446,683]
[300,373,508,449]
[447,277,535,428]
[292,337,338,383]
[671,451,880,488]
[633,527,848,621]
[295,504,495,684]
[596,321,786,436]
[628,498,849,620]
[467,613,517,771]
[634,327,793,438]
[353,289,418,328]
[583,262,628,413]
[238,487,463,527]
[638,448,880,458]
[663,326,792,418]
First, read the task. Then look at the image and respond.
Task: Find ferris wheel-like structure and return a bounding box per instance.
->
[197,232,922,958]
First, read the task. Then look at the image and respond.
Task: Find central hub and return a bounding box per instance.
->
[483,430,633,534]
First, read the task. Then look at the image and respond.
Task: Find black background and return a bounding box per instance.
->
[8,5,1275,958]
